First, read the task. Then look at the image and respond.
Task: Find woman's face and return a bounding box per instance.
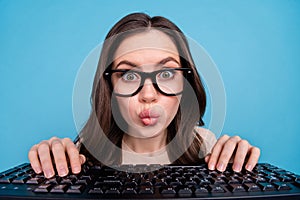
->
[111,29,183,139]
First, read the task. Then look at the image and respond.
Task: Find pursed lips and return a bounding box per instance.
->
[139,109,160,126]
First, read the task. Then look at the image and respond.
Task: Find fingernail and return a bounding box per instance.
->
[35,167,42,174]
[45,169,54,178]
[73,166,81,174]
[59,168,68,177]
[233,164,241,172]
[217,163,225,171]
[245,164,252,171]
[208,163,215,170]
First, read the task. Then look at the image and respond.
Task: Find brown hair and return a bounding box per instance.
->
[76,13,207,165]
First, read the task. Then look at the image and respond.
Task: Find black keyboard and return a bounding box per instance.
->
[0,163,300,199]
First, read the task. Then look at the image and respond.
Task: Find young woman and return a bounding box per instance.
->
[28,13,260,178]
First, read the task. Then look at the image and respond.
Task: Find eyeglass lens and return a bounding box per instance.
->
[111,69,185,96]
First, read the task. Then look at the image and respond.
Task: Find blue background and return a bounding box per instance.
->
[1,0,299,174]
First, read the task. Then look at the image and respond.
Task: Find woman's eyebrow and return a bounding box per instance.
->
[115,56,180,68]
[115,60,137,68]
[159,57,180,65]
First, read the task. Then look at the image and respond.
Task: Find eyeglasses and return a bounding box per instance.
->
[104,68,192,97]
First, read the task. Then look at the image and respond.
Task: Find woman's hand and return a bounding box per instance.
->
[205,135,260,172]
[28,137,86,178]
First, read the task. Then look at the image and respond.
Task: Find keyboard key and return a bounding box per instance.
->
[60,177,76,185]
[290,174,300,181]
[227,177,240,184]
[14,171,25,177]
[238,177,253,184]
[33,184,52,193]
[16,163,30,170]
[199,178,211,185]
[45,177,61,185]
[273,182,292,191]
[212,177,226,184]
[105,188,120,195]
[228,184,246,192]
[169,181,182,186]
[122,187,137,195]
[88,187,103,194]
[177,187,193,197]
[244,183,261,192]
[124,181,138,187]
[185,180,197,187]
[208,185,225,193]
[50,184,68,193]
[26,177,44,185]
[66,185,85,193]
[160,186,176,197]
[253,176,267,183]
[278,175,293,182]
[258,182,276,191]
[0,175,16,183]
[0,168,18,176]
[154,178,166,186]
[139,186,154,195]
[88,165,102,176]
[265,175,280,182]
[12,175,30,184]
[94,180,123,188]
[75,178,90,185]
[195,186,209,196]
[81,175,93,181]
[140,180,153,186]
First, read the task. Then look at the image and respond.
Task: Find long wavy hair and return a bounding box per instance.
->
[75,12,207,165]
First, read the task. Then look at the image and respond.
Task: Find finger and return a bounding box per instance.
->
[79,154,86,164]
[62,138,82,174]
[232,140,249,172]
[37,141,55,178]
[28,144,42,174]
[245,146,261,171]
[51,139,69,177]
[216,136,242,172]
[208,134,230,170]
[205,154,211,163]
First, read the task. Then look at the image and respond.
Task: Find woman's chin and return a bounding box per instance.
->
[127,122,166,139]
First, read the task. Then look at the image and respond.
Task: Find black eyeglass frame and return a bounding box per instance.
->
[104,68,192,97]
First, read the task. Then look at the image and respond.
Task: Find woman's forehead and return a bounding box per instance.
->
[114,29,179,63]
[113,49,180,67]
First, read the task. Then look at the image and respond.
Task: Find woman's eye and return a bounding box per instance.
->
[122,72,139,81]
[159,70,175,79]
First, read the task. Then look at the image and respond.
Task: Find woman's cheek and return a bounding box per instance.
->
[116,97,139,125]
[160,96,181,125]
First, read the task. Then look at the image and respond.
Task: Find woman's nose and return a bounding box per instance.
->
[138,78,158,103]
